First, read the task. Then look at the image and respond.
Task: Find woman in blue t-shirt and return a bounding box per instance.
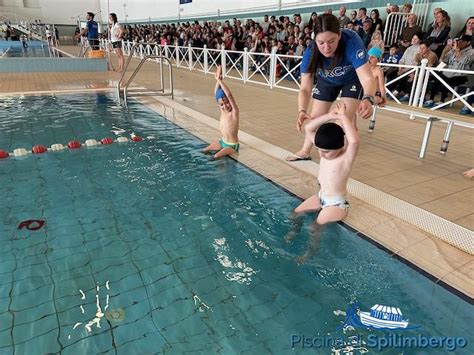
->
[286,14,376,161]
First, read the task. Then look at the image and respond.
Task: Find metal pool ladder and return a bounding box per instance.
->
[117,44,174,107]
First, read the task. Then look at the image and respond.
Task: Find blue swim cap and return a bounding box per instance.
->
[368,47,382,59]
[215,88,226,101]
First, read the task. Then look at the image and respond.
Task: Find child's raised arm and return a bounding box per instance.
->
[338,103,360,161]
[215,66,239,112]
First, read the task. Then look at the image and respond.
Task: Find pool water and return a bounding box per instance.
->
[0,94,472,354]
[0,46,50,58]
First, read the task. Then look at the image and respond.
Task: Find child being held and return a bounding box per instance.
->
[284,102,360,263]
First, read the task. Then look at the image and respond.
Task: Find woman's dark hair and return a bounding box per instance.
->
[307,12,318,31]
[419,39,431,47]
[109,13,118,24]
[371,9,380,19]
[456,16,474,38]
[308,14,344,73]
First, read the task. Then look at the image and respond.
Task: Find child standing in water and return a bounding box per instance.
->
[203,66,240,159]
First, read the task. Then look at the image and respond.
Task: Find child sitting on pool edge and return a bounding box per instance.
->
[284,102,360,262]
[203,66,240,159]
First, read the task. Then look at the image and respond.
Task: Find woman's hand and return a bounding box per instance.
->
[296,111,311,132]
[376,96,387,107]
[357,99,373,119]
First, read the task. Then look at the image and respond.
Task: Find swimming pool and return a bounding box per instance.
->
[0,94,472,354]
[0,41,50,58]
[0,46,50,58]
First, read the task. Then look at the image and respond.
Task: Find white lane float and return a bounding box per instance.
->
[1,132,145,160]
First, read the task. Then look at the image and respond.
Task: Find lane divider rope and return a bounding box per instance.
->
[0,133,143,159]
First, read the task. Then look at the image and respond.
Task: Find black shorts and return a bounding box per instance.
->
[112,41,122,49]
[312,77,363,102]
[89,39,100,50]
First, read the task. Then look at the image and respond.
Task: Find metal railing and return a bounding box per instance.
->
[116,42,174,106]
[104,39,474,158]
[110,40,474,103]
[383,0,430,46]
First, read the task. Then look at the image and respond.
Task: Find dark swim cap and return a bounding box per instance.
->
[314,123,345,150]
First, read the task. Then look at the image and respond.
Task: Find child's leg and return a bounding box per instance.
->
[284,195,320,242]
[295,222,323,265]
[213,147,236,159]
[294,194,320,213]
[316,206,347,225]
[202,141,221,153]
[284,212,304,242]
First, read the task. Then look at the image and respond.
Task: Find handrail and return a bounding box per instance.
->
[117,54,174,106]
[106,40,474,102]
[116,42,140,93]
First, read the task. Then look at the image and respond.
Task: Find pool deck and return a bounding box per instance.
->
[0,46,472,300]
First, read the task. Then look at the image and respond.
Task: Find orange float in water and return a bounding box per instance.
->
[68,141,81,149]
[0,150,9,159]
[101,137,114,145]
[32,145,47,154]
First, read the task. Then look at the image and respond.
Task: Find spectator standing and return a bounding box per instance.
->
[349,11,357,24]
[425,10,451,57]
[78,12,99,50]
[399,14,422,51]
[108,13,125,72]
[358,19,373,48]
[355,8,369,30]
[307,12,318,32]
[261,14,270,33]
[402,3,413,13]
[370,9,383,32]
[295,14,305,32]
[338,6,350,29]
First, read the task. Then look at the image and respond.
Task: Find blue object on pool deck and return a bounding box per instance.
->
[0,94,472,353]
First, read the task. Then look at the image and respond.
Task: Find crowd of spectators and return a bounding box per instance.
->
[101,4,472,112]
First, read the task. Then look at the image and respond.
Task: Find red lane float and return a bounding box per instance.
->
[1,133,144,159]
[131,134,143,142]
[101,137,114,145]
[32,145,47,154]
[68,140,81,149]
[0,150,9,159]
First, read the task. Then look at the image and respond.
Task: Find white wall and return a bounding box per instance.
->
[99,0,290,23]
[0,0,101,25]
